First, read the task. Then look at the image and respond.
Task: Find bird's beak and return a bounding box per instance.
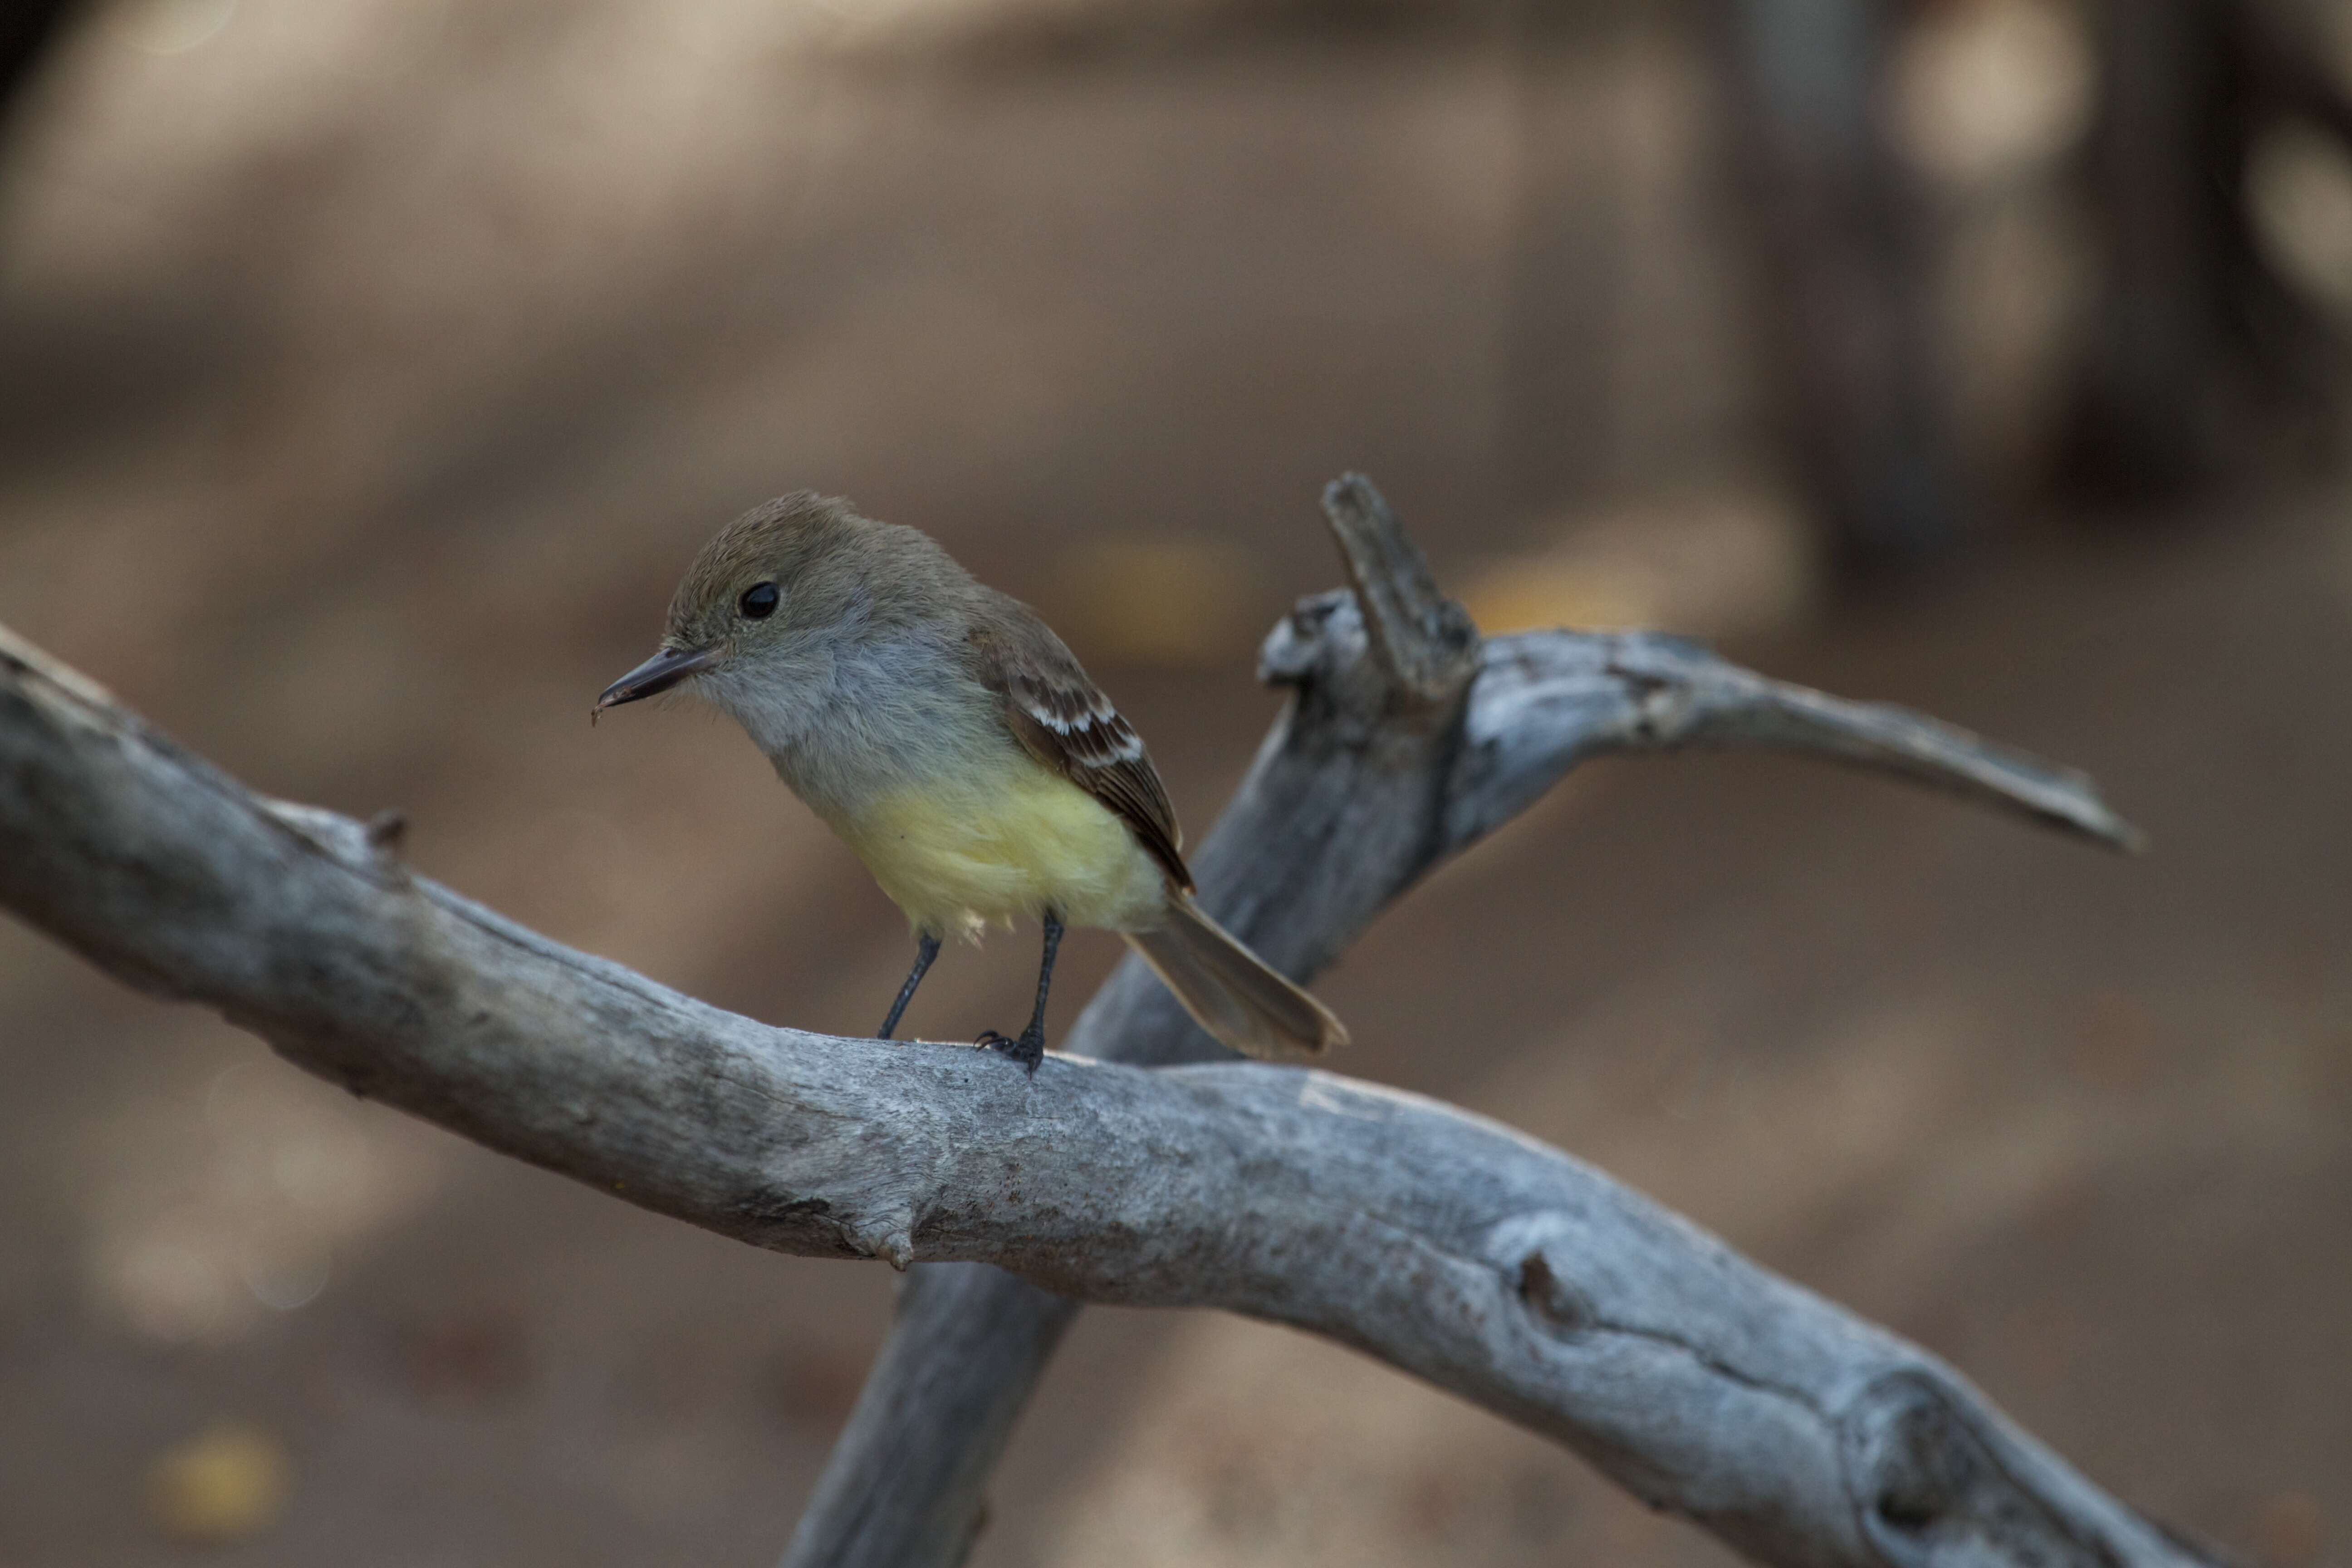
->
[595,646,717,714]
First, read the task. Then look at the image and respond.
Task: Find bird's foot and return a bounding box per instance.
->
[974,1027,1045,1075]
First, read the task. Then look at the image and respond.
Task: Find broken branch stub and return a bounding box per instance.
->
[1315,471,1479,713]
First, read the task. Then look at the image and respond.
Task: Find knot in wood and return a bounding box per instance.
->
[1844,1369,2131,1568]
[1514,1250,1595,1339]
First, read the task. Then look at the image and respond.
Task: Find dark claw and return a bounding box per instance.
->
[975,1029,1044,1074]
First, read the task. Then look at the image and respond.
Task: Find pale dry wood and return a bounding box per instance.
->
[0,602,2209,1568]
[787,477,2141,1568]
[0,480,2194,1568]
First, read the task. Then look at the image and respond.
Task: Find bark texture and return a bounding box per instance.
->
[787,477,2139,1568]
[0,478,2179,1568]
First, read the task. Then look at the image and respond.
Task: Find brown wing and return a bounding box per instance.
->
[968,605,1192,892]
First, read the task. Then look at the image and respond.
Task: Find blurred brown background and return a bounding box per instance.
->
[1,0,2348,1563]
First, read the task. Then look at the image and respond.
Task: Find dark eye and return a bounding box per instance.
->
[739,581,780,619]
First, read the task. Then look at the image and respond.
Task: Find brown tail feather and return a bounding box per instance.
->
[1124,894,1348,1061]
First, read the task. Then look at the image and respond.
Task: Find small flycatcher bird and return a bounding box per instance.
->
[594,491,1347,1071]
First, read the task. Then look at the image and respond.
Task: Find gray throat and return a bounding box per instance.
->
[710,627,1007,825]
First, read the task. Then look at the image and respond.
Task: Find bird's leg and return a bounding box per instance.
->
[877,932,941,1041]
[978,911,1062,1073]
[1023,910,1064,1057]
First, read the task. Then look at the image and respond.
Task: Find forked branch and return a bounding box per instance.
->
[787,477,2141,1568]
[0,479,2183,1568]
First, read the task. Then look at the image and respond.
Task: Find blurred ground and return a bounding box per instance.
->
[0,2,2345,1565]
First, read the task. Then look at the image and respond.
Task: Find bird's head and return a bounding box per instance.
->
[594,491,863,713]
[594,490,961,749]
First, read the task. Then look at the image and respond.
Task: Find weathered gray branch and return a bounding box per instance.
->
[1,476,2181,1568]
[1448,626,2143,852]
[0,596,2206,1568]
[787,477,2139,1568]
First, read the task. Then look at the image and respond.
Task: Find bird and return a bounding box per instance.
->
[593,491,1347,1072]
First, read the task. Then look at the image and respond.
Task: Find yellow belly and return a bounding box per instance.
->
[833,758,1168,939]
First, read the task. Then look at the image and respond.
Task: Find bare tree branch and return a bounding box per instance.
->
[0,608,2205,1568]
[0,480,2171,1568]
[1449,626,2144,852]
[1317,471,1480,708]
[786,478,2139,1568]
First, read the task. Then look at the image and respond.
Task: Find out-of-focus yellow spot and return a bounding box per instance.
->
[105,0,238,56]
[148,1422,290,1545]
[1463,557,1650,637]
[1048,536,1266,668]
[1460,487,1816,641]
